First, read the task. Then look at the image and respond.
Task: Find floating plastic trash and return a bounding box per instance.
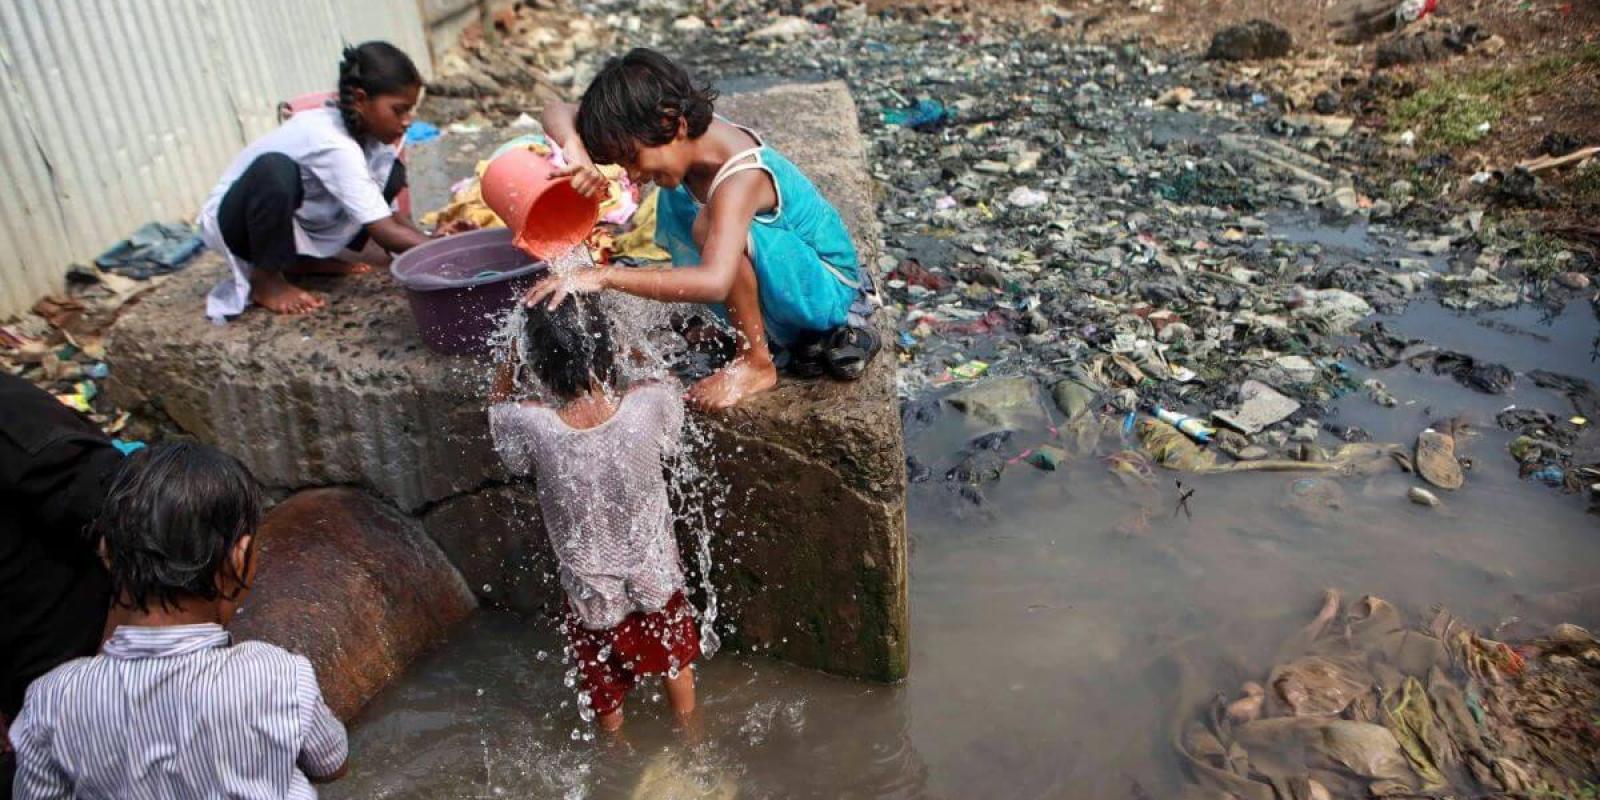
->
[882,99,951,130]
[405,121,441,145]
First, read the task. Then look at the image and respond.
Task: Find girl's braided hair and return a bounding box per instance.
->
[336,41,422,139]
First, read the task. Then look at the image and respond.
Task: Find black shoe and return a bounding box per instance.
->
[824,324,881,381]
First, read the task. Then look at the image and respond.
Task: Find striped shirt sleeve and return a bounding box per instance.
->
[293,656,348,779]
[10,684,71,800]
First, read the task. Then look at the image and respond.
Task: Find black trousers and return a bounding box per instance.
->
[216,152,406,270]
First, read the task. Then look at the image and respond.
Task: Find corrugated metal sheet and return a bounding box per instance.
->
[0,0,433,317]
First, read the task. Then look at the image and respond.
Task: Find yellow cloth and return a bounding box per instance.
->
[611,190,671,263]
[420,139,663,264]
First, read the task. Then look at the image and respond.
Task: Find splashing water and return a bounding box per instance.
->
[488,242,729,720]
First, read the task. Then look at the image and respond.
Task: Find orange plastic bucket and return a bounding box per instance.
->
[480,148,601,261]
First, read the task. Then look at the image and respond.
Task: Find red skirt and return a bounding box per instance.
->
[565,591,700,716]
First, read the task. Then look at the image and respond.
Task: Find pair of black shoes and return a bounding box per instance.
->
[786,323,882,381]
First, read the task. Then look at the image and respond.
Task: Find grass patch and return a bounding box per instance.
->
[1390,43,1600,147]
[1568,164,1600,207]
[1513,229,1574,279]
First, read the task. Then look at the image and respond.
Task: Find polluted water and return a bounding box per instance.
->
[331,282,1600,799]
[340,197,1600,800]
[329,7,1600,796]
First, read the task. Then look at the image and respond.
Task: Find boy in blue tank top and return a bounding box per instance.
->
[527,49,875,411]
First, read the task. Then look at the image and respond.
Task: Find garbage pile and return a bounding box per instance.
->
[1,223,200,441]
[1178,591,1600,799]
[553,0,1597,504]
[579,3,1572,386]
[422,1,614,126]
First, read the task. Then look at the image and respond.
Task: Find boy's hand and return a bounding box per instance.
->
[523,268,608,310]
[554,163,610,200]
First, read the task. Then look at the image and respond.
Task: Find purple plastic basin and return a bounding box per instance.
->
[390,228,546,356]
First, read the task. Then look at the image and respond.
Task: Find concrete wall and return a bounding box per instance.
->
[0,0,432,319]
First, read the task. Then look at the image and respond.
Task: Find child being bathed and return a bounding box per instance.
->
[487,297,700,731]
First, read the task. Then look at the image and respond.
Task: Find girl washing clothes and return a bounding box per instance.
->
[200,41,445,318]
[487,297,701,732]
[526,48,880,411]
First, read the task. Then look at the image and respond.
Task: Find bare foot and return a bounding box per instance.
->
[687,357,778,411]
[250,271,325,314]
[286,256,374,276]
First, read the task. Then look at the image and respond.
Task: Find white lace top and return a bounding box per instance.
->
[488,383,687,629]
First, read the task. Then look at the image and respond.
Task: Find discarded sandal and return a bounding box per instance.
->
[1415,426,1464,490]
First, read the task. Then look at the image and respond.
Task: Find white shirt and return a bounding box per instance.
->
[201,106,396,257]
[10,624,347,800]
[488,384,688,630]
[199,106,398,320]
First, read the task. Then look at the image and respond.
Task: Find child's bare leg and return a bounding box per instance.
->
[598,706,625,731]
[665,666,703,744]
[665,665,696,717]
[684,220,778,410]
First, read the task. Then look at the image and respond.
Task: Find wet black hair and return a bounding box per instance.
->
[576,48,718,166]
[337,41,422,139]
[95,441,264,613]
[524,296,619,402]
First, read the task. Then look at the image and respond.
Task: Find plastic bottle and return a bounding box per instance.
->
[1154,406,1215,443]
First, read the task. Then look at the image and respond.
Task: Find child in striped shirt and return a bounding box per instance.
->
[9,443,347,800]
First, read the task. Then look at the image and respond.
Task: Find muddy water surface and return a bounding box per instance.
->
[328,294,1600,798]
